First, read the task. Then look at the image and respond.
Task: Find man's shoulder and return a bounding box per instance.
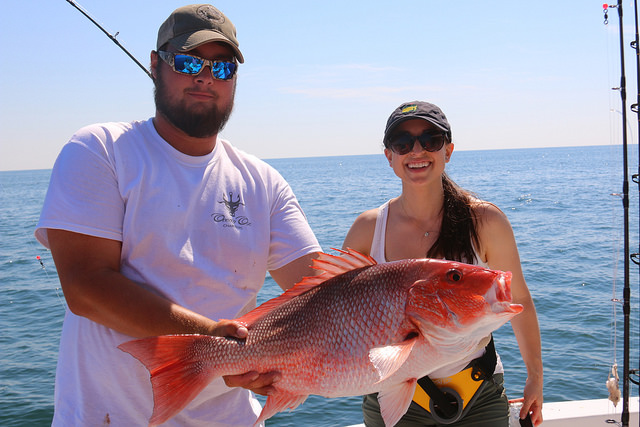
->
[74,119,150,139]
[217,139,277,173]
[66,120,154,156]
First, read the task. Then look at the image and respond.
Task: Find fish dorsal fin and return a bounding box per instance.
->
[312,248,377,281]
[369,335,417,383]
[236,249,376,327]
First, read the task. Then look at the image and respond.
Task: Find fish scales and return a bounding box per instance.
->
[119,249,522,426]
[224,263,414,396]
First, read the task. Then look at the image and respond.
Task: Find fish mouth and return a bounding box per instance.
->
[485,272,523,315]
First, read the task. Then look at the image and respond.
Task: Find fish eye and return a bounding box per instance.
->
[447,269,463,282]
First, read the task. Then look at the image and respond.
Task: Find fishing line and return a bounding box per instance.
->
[605,0,623,375]
[36,254,67,310]
[64,0,152,79]
[26,220,67,311]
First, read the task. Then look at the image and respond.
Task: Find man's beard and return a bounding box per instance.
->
[153,69,235,138]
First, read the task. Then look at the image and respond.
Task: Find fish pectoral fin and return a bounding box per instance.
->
[254,392,308,426]
[377,378,417,427]
[369,336,417,383]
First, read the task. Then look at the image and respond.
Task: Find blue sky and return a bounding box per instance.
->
[0,1,634,171]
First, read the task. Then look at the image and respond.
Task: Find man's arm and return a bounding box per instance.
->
[269,251,320,291]
[48,228,244,338]
[49,229,320,396]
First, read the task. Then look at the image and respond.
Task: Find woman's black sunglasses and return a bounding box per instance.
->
[386,131,448,155]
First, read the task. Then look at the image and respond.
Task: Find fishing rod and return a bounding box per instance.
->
[65,0,152,79]
[608,1,633,426]
[605,1,635,425]
[630,0,640,412]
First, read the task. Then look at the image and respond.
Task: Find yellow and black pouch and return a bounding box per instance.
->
[412,336,497,424]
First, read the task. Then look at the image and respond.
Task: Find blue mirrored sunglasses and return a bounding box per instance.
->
[386,131,448,155]
[157,51,237,81]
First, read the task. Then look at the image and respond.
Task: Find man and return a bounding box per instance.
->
[35,4,321,426]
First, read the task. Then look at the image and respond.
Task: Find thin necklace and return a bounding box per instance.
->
[399,198,441,238]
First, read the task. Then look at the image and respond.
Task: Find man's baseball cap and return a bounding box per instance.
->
[157,4,244,63]
[384,101,451,144]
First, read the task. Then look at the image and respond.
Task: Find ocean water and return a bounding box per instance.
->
[1,145,639,426]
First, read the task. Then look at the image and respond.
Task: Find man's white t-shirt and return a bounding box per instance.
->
[35,119,321,426]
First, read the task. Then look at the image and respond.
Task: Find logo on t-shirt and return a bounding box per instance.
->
[212,191,252,228]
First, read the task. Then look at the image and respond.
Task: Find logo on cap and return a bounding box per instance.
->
[197,5,225,25]
[401,105,418,114]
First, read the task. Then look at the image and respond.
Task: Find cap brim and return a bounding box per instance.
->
[385,117,449,141]
[169,30,244,63]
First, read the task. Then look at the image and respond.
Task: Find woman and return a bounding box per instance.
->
[342,101,543,426]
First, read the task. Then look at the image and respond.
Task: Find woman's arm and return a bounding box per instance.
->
[476,203,544,425]
[342,208,378,254]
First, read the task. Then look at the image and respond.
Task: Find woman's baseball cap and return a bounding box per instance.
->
[384,101,451,144]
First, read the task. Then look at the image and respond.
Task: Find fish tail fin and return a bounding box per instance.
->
[118,334,221,426]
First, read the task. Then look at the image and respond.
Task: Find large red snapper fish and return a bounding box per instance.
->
[119,249,522,426]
